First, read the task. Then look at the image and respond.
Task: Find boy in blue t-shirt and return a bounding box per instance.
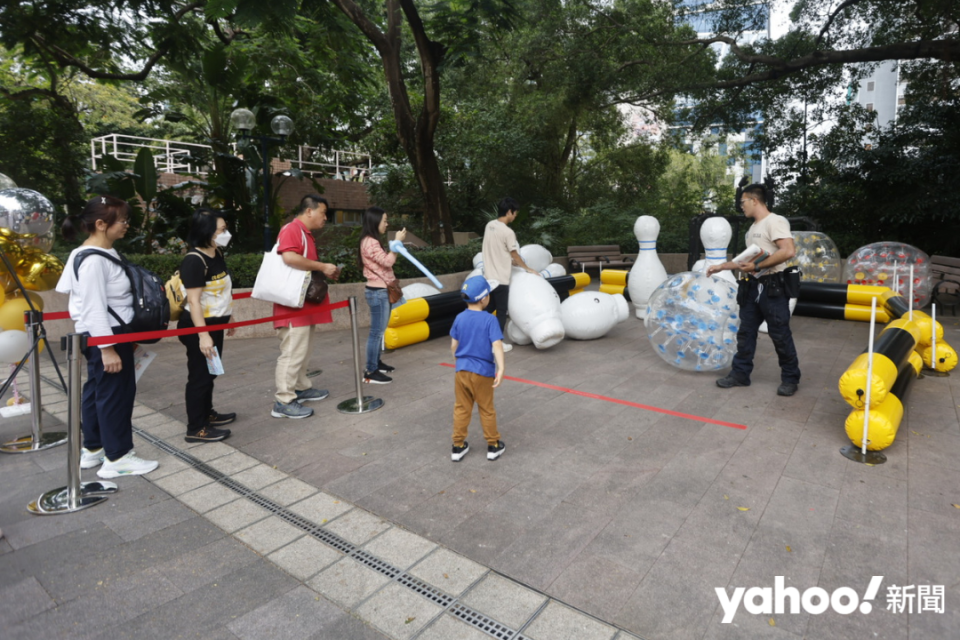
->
[449,275,506,462]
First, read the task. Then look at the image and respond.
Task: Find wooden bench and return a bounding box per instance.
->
[566,245,634,272]
[930,255,960,315]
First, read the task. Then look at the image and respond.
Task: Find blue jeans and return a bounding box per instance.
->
[731,278,801,384]
[365,287,391,374]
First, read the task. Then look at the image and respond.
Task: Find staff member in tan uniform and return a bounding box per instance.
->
[481,197,540,351]
[707,184,800,396]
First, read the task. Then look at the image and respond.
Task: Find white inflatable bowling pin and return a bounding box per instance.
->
[401,283,441,300]
[472,252,484,269]
[540,263,566,278]
[692,218,737,285]
[628,215,668,319]
[505,319,532,346]
[507,270,564,349]
[561,292,629,340]
[519,244,552,273]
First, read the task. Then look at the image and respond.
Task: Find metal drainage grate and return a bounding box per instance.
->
[131,427,544,640]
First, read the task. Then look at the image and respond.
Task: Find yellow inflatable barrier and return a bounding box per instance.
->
[598,283,626,296]
[908,350,923,375]
[917,342,958,373]
[389,298,430,327]
[384,321,431,350]
[599,269,628,286]
[845,394,903,451]
[571,272,591,289]
[839,353,900,409]
[908,310,943,346]
[569,288,585,296]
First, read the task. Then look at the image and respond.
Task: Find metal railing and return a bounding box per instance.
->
[90,134,372,179]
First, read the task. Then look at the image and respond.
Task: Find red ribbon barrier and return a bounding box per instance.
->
[439,362,747,430]
[78,299,350,346]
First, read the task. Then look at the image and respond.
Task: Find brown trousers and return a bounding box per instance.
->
[452,370,500,447]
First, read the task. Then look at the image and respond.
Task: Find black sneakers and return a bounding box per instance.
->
[208,411,236,427]
[451,442,469,462]
[716,375,750,389]
[364,370,392,384]
[487,441,506,461]
[777,382,799,396]
[185,425,231,443]
[378,360,395,373]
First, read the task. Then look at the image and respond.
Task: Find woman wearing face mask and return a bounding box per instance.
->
[177,208,236,442]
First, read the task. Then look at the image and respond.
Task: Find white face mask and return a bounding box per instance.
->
[214,230,232,247]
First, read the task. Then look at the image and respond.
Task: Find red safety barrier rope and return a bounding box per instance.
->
[84,299,350,346]
[439,362,747,430]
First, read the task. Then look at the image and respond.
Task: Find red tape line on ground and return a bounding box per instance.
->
[439,362,747,430]
[86,299,350,346]
[42,291,256,322]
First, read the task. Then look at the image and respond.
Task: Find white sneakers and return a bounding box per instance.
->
[80,447,105,469]
[97,451,159,478]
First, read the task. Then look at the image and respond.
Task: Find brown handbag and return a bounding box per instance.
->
[385,278,403,304]
[304,271,329,305]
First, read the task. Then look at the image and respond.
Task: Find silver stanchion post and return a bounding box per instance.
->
[1,310,67,453]
[28,333,117,515]
[337,296,384,414]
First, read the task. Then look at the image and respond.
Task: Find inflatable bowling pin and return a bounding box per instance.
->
[508,270,565,348]
[505,319,532,346]
[628,215,668,319]
[560,292,629,340]
[401,283,442,300]
[519,244,552,273]
[540,263,566,278]
[692,217,736,285]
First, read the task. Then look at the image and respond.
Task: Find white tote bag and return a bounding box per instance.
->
[251,234,311,308]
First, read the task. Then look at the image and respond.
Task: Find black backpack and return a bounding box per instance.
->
[73,249,170,344]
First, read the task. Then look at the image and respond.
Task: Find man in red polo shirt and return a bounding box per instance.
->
[271,194,341,419]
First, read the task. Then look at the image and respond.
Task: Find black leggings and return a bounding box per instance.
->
[178,314,230,431]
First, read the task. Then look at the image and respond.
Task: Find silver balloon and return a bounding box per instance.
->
[0,188,56,250]
[0,173,16,190]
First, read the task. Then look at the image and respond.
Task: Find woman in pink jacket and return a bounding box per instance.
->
[359,207,407,384]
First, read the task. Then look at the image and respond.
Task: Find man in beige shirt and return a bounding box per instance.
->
[481,197,540,351]
[707,184,800,396]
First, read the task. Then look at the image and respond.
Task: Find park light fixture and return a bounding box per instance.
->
[229,108,295,251]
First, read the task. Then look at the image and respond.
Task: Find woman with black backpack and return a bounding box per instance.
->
[176,208,236,443]
[55,195,159,478]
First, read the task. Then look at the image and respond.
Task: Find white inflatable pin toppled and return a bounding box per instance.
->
[692,217,736,285]
[505,319,532,346]
[561,292,629,340]
[401,283,441,300]
[472,252,484,270]
[628,215,669,319]
[507,270,564,349]
[540,263,566,278]
[519,244,553,273]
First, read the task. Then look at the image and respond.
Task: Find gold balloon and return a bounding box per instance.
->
[0,228,63,292]
[0,296,34,331]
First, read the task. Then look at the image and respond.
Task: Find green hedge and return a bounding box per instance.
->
[118,240,481,288]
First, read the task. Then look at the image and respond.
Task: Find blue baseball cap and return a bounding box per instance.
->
[461,275,498,303]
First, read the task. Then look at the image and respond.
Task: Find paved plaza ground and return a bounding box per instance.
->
[2,296,959,639]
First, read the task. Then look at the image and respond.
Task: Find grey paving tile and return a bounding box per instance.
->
[227,585,362,640]
[416,613,492,640]
[206,451,261,475]
[288,491,353,524]
[546,553,644,624]
[151,467,216,496]
[140,451,192,479]
[408,547,487,597]
[156,536,260,594]
[523,600,617,640]
[307,557,391,609]
[267,535,343,581]
[0,576,55,624]
[355,582,443,640]
[186,441,235,462]
[235,516,304,555]
[103,496,196,541]
[178,481,242,514]
[324,508,391,545]
[362,527,437,570]
[206,498,271,533]
[460,573,547,630]
[257,477,319,506]
[232,463,288,490]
